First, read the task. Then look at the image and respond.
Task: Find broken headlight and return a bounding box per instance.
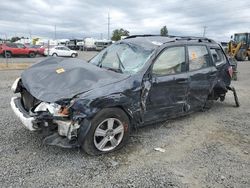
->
[11,77,21,93]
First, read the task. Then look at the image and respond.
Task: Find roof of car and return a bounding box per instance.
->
[122,35,218,50]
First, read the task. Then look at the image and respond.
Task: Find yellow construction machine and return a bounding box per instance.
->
[228,33,250,61]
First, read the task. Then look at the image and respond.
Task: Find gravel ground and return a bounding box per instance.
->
[0,58,249,187]
[0,51,97,64]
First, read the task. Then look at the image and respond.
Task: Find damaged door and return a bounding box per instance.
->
[187,45,217,110]
[143,46,189,123]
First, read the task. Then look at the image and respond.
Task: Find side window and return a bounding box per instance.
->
[7,43,17,48]
[210,48,226,66]
[152,46,185,75]
[16,44,25,48]
[62,47,70,51]
[188,46,210,71]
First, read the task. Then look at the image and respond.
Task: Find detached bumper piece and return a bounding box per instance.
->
[11,97,36,131]
[43,133,79,148]
[10,97,81,148]
[227,86,240,107]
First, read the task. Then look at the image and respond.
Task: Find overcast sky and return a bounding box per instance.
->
[0,0,249,41]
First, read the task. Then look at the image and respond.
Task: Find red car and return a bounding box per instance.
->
[0,43,37,58]
[25,44,45,56]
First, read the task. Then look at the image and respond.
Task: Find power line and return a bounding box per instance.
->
[54,25,57,40]
[203,26,207,37]
[108,12,110,40]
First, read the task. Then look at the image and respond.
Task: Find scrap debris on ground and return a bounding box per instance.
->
[0,58,249,187]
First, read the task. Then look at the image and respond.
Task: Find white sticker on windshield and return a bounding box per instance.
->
[151,41,162,46]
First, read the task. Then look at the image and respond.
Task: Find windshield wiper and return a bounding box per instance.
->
[104,67,123,73]
[116,52,125,73]
[97,51,108,67]
[102,53,124,73]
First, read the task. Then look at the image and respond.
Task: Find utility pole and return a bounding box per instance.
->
[4,33,8,66]
[108,12,110,40]
[29,29,32,39]
[203,26,207,37]
[54,25,57,40]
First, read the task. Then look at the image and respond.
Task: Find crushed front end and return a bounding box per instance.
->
[10,78,81,148]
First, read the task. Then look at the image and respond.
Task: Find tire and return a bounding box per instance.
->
[235,49,246,61]
[4,51,12,58]
[52,53,58,57]
[81,108,130,155]
[29,52,36,58]
[71,53,76,58]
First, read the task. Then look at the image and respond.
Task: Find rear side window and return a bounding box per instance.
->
[210,48,226,66]
[188,46,210,71]
[6,43,17,48]
[153,46,185,75]
[16,44,25,48]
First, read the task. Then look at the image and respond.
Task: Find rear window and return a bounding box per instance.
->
[210,48,227,66]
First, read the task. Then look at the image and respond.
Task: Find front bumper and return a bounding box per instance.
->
[10,97,36,131]
[10,96,82,148]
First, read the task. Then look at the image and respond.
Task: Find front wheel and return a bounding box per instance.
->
[71,53,77,58]
[235,49,246,61]
[52,53,58,57]
[81,108,130,155]
[4,51,12,58]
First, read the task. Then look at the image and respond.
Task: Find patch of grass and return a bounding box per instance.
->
[0,63,31,70]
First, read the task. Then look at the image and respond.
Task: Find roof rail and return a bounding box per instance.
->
[124,34,161,39]
[124,34,215,43]
[167,35,214,43]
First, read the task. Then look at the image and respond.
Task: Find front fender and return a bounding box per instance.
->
[71,92,141,124]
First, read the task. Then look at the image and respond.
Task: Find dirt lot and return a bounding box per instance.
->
[0,57,249,187]
[0,51,97,65]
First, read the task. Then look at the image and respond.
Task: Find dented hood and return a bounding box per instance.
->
[21,57,129,102]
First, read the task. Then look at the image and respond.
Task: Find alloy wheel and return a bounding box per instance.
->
[94,118,124,152]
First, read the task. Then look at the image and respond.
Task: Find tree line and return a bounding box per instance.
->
[2,26,168,43]
[111,25,168,41]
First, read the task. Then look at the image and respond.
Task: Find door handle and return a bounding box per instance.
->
[176,78,188,84]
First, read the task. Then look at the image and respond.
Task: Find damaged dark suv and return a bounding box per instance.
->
[10,35,238,155]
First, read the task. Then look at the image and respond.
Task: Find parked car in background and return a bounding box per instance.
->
[0,43,37,58]
[95,40,112,51]
[10,35,239,155]
[84,38,96,51]
[44,46,78,57]
[25,44,45,56]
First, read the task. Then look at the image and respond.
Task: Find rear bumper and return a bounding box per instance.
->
[10,97,36,131]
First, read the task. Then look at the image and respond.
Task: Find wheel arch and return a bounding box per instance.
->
[71,94,139,127]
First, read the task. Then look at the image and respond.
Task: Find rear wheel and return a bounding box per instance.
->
[29,52,36,58]
[4,51,12,58]
[235,49,247,61]
[203,93,214,111]
[81,108,130,155]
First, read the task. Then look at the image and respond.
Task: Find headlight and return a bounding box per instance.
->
[11,77,21,93]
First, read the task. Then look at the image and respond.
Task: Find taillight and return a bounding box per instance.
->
[228,66,233,78]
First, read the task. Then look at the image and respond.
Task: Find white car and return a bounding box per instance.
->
[44,46,78,58]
